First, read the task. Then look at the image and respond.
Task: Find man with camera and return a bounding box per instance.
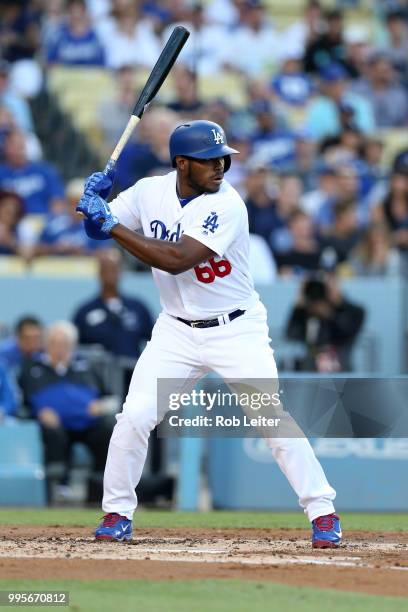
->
[286,274,365,371]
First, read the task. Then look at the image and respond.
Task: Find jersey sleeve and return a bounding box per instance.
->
[109,181,143,231]
[183,196,246,258]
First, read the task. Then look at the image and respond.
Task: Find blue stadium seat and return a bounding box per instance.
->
[0,419,46,506]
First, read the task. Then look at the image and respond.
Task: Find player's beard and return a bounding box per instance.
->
[186,164,222,195]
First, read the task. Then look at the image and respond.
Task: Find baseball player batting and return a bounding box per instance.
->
[77,120,342,549]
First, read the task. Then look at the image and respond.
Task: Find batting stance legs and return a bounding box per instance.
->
[102,303,336,522]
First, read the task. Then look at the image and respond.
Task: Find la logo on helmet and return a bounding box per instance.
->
[211,129,224,144]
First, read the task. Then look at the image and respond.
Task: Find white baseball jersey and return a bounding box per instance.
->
[109,171,259,319]
[103,175,337,524]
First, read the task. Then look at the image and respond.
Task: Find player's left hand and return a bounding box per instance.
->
[84,170,115,199]
[76,193,119,235]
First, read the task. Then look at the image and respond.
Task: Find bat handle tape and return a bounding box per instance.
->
[104,114,141,174]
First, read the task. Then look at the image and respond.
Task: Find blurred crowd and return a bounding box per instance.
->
[0,0,407,280]
[0,247,155,503]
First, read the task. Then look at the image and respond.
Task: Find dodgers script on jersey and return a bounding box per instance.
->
[109,171,259,319]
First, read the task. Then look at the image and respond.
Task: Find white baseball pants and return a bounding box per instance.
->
[102,301,336,521]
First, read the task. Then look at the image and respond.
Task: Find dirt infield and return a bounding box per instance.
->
[0,526,407,597]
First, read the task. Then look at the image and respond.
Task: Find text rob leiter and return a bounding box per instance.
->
[167,415,281,428]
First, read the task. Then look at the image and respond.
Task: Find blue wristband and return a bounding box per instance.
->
[84,218,111,241]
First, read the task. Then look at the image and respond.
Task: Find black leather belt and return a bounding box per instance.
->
[177,309,246,329]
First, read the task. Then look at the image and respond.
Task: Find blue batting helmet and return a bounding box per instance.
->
[169,120,239,172]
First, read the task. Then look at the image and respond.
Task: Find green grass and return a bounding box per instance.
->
[0,580,406,612]
[1,513,406,611]
[0,508,407,532]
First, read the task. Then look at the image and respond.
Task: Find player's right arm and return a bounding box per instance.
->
[77,187,215,274]
[111,225,215,274]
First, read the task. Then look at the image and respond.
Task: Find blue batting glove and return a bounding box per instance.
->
[83,217,111,241]
[84,169,115,199]
[76,194,119,235]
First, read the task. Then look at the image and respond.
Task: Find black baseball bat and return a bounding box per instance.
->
[104,25,190,175]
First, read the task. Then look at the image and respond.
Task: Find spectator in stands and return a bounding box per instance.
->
[270,173,303,253]
[165,3,228,75]
[0,1,41,63]
[318,199,361,264]
[359,136,386,202]
[230,78,271,140]
[73,248,154,359]
[41,0,66,49]
[219,132,251,190]
[35,178,104,256]
[166,65,204,116]
[246,75,274,107]
[374,0,407,19]
[0,360,17,419]
[161,0,190,24]
[96,0,161,69]
[315,163,364,229]
[304,8,348,74]
[275,209,322,275]
[319,135,353,168]
[0,104,41,162]
[204,0,241,27]
[0,315,43,371]
[373,170,408,252]
[97,65,137,151]
[393,147,408,175]
[353,52,408,128]
[271,50,315,108]
[316,129,373,200]
[86,0,111,22]
[0,189,25,255]
[0,130,65,215]
[333,126,364,161]
[283,0,323,58]
[45,0,105,66]
[202,98,234,136]
[338,104,361,137]
[115,107,177,190]
[349,223,403,276]
[284,131,319,193]
[364,137,385,175]
[19,320,116,504]
[244,165,280,240]
[344,29,371,80]
[222,0,280,76]
[306,63,375,140]
[343,24,371,79]
[250,99,296,170]
[0,105,13,154]
[382,9,408,78]
[0,59,34,133]
[301,164,338,219]
[286,275,365,371]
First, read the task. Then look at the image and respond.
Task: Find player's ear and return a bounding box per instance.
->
[175,156,188,172]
